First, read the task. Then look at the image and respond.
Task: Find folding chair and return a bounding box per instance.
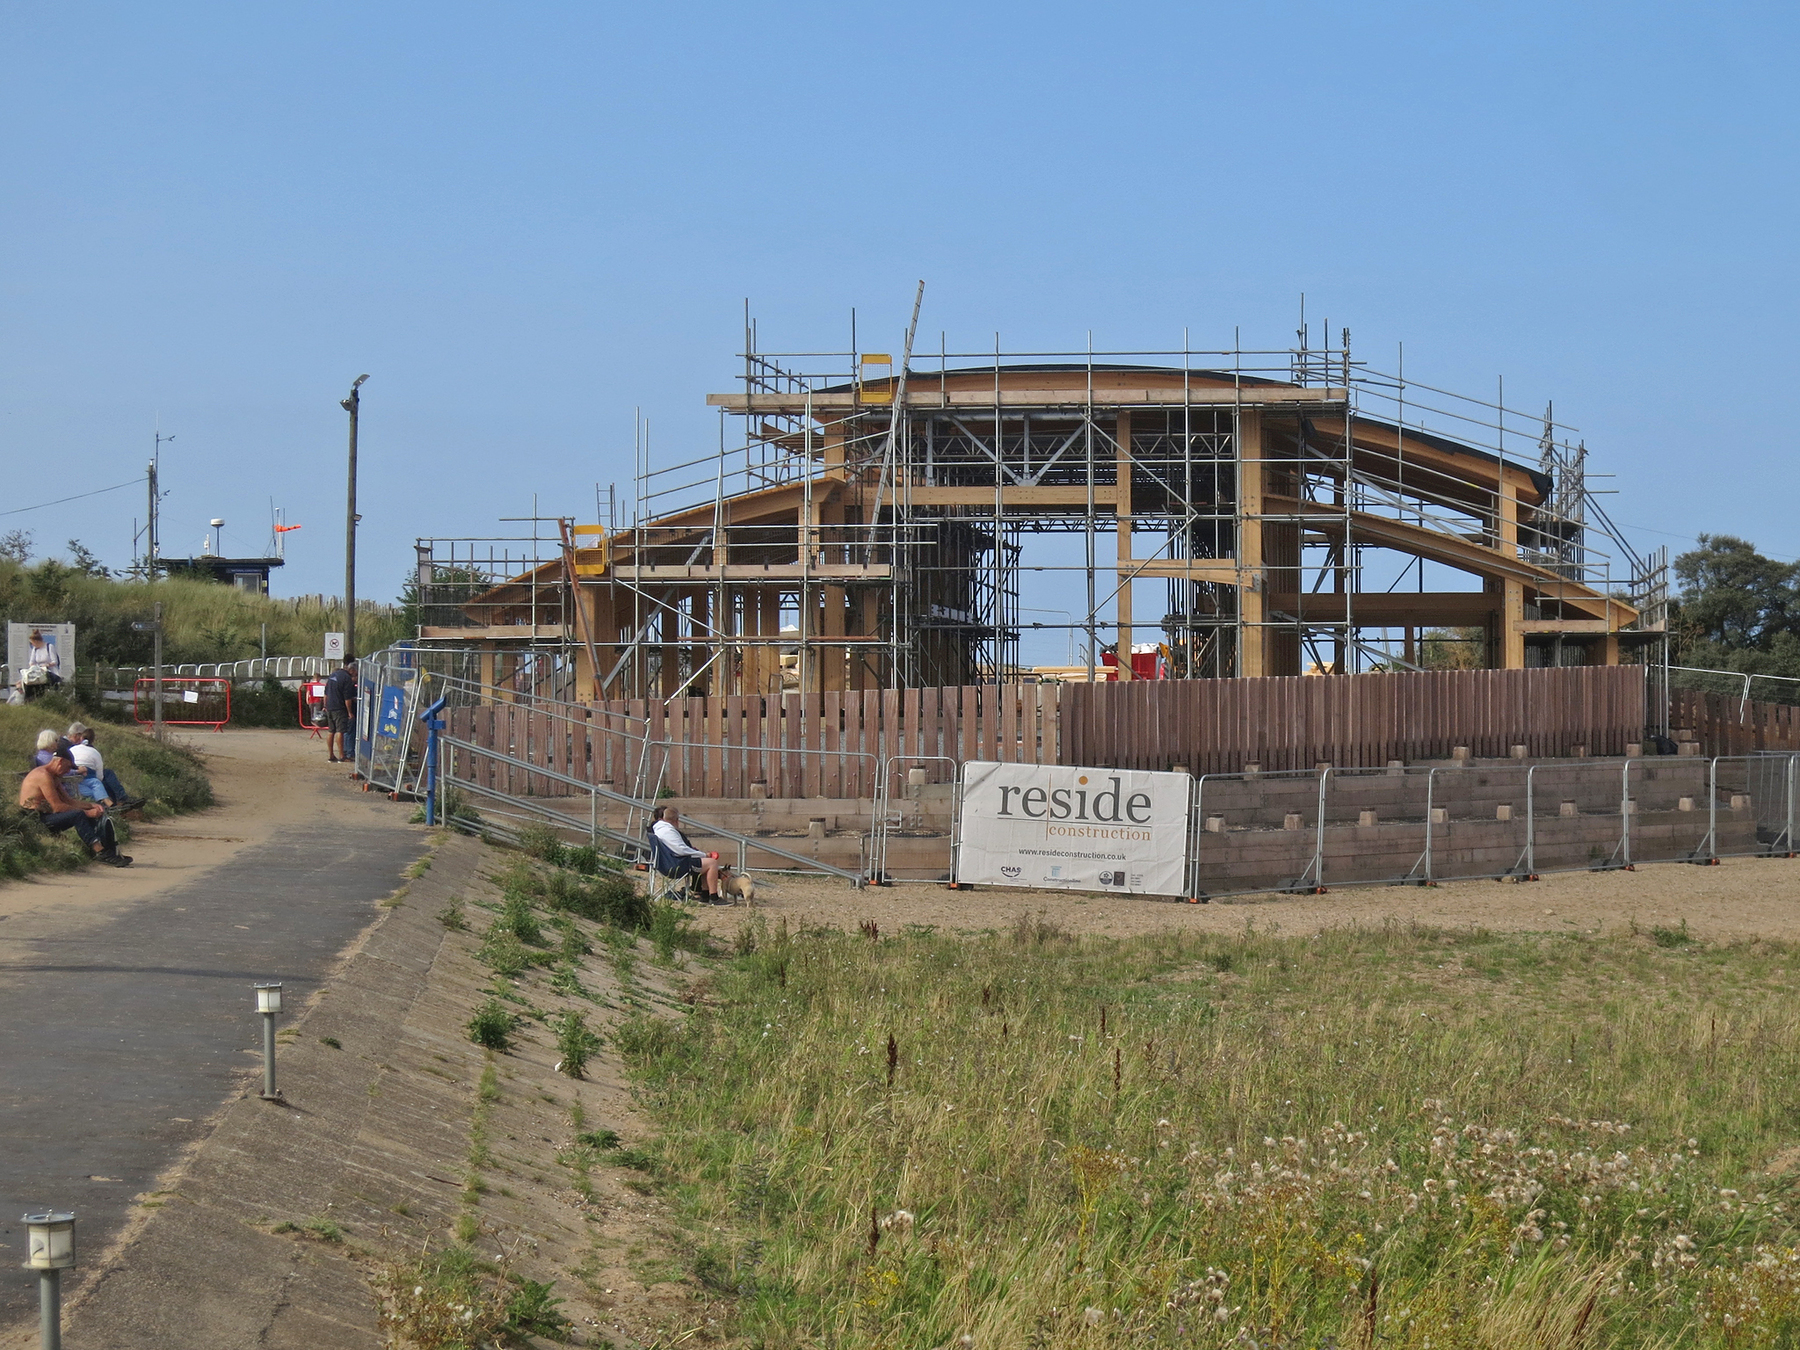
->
[646,830,701,904]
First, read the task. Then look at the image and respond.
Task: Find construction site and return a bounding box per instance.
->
[356,308,1800,896]
[414,310,1668,699]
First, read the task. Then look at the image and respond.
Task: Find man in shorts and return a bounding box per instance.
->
[650,806,727,902]
[19,743,131,866]
[323,658,357,764]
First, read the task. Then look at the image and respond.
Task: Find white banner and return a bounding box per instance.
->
[955,761,1192,896]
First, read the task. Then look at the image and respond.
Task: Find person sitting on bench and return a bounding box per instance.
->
[649,805,726,902]
[19,744,131,867]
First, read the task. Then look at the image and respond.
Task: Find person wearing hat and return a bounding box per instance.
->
[18,743,130,866]
[64,723,144,811]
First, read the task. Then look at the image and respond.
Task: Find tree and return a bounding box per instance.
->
[66,539,109,578]
[1671,535,1800,700]
[1673,534,1797,653]
[0,529,32,563]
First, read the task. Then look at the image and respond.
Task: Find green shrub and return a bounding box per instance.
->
[516,822,566,865]
[553,1011,601,1078]
[477,927,531,978]
[499,893,543,946]
[502,1279,568,1338]
[465,998,514,1050]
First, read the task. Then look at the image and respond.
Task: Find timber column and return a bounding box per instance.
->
[1114,410,1133,674]
[1496,472,1526,669]
[1236,408,1266,677]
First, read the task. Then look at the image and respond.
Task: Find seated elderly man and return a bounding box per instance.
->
[19,742,131,867]
[649,805,727,902]
[64,723,144,811]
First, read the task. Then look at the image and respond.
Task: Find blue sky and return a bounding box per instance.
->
[3,2,1795,647]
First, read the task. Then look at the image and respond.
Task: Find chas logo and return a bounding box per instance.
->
[1001,866,1022,878]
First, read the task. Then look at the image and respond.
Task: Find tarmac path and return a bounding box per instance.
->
[0,730,426,1329]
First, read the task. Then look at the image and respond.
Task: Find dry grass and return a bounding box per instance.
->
[617,917,1800,1348]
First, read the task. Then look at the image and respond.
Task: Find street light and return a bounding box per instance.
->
[24,1210,74,1350]
[254,982,284,1100]
[341,375,369,660]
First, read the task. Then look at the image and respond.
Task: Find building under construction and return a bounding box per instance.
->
[414,317,1667,700]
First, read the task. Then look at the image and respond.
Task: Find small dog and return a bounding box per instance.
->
[718,872,757,906]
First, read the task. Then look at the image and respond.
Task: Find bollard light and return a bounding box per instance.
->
[24,1210,74,1350]
[254,983,284,1100]
[24,1211,75,1270]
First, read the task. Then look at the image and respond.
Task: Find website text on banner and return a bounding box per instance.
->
[956,762,1192,896]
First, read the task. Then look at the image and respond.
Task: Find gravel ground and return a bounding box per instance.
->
[692,853,1800,944]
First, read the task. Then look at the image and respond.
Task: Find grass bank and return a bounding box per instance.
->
[619,915,1800,1349]
[0,693,212,876]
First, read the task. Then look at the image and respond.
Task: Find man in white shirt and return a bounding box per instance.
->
[64,723,145,811]
[650,806,725,901]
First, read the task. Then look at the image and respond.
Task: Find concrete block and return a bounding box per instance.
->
[1678,742,1700,756]
[1316,761,1333,773]
[1495,803,1513,821]
[1732,794,1752,811]
[1510,744,1528,759]
[1621,799,1636,816]
[1561,800,1579,818]
[1387,759,1405,775]
[749,780,768,799]
[807,818,827,840]
[1452,746,1471,763]
[1358,809,1378,827]
[1430,807,1448,825]
[1626,742,1643,758]
[1171,764,1190,775]
[1678,797,1695,812]
[1205,815,1225,833]
[1244,762,1262,778]
[1572,744,1588,757]
[907,767,928,786]
[1283,813,1304,831]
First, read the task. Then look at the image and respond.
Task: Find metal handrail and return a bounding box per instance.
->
[441,732,865,884]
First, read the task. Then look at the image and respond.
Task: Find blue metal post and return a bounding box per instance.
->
[421,696,447,826]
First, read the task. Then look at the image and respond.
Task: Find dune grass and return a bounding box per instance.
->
[616,914,1800,1348]
[0,559,407,667]
[0,693,212,877]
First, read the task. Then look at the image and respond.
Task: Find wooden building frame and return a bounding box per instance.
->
[417,327,1668,702]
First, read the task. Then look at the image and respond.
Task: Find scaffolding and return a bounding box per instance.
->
[416,310,1665,703]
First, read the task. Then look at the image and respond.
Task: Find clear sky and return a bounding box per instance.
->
[3,2,1795,635]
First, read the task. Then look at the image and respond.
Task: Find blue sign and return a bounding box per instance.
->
[377,685,405,739]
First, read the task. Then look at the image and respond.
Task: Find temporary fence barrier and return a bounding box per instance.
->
[132,677,231,731]
[1182,753,1799,900]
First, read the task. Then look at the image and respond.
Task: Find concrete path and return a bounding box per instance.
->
[0,731,426,1330]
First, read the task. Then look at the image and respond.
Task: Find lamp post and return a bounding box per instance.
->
[23,1210,74,1350]
[341,375,369,660]
[254,982,284,1100]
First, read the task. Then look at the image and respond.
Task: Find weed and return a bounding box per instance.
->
[554,1010,602,1078]
[517,822,567,865]
[550,962,589,1000]
[466,999,515,1050]
[1651,918,1695,948]
[503,1278,569,1337]
[405,856,432,879]
[319,1035,342,1049]
[499,893,544,946]
[302,1217,344,1243]
[436,896,467,932]
[477,927,531,978]
[577,1128,621,1151]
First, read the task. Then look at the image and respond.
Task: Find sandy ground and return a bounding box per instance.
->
[693,853,1800,945]
[0,727,385,927]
